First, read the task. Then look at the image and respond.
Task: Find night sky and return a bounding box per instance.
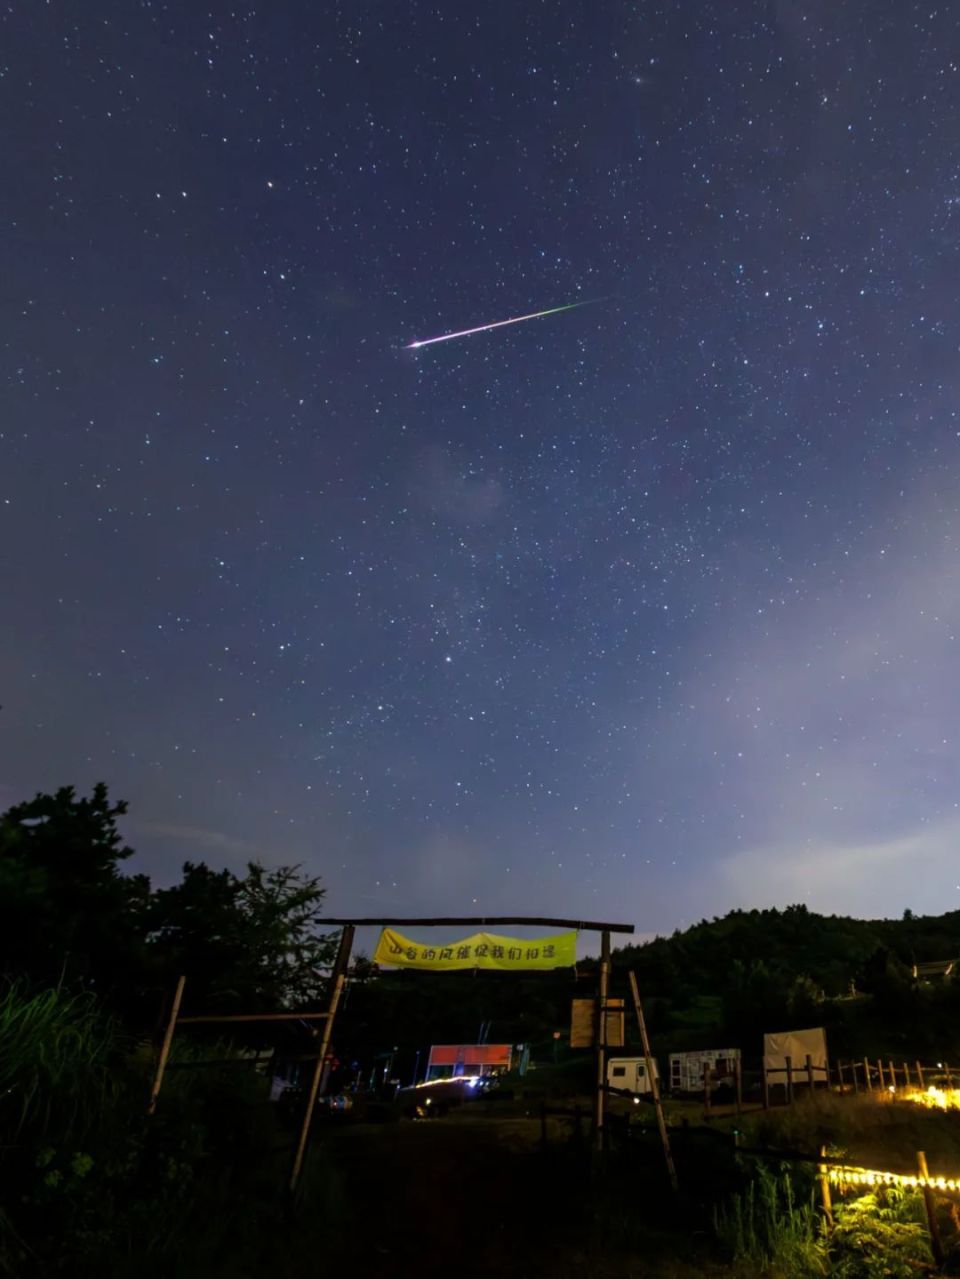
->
[4,2,960,941]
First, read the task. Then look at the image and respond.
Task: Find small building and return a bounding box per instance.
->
[669,1048,741,1094]
[607,1056,660,1096]
[426,1043,512,1081]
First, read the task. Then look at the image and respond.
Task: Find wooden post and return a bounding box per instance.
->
[877,1059,885,1090]
[593,930,611,1155]
[837,1059,846,1091]
[888,1060,896,1092]
[917,1150,944,1267]
[863,1057,871,1092]
[806,1052,815,1091]
[916,1061,925,1089]
[289,925,355,1193]
[946,1063,954,1088]
[628,971,678,1192]
[785,1055,794,1104]
[903,1061,911,1088]
[735,1059,742,1115]
[851,1060,859,1094]
[819,1144,834,1228]
[147,975,186,1115]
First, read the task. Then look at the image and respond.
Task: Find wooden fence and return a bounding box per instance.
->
[832,1056,955,1094]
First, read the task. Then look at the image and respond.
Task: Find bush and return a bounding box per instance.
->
[714,1160,937,1279]
[830,1189,928,1277]
[0,981,300,1278]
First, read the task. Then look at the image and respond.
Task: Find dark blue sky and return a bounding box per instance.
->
[4,1,960,935]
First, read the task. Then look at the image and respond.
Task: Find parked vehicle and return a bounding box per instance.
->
[606,1057,660,1096]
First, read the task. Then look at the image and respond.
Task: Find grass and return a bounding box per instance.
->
[745,1088,960,1175]
[714,1162,828,1277]
[0,980,120,1143]
[0,981,315,1278]
[3,985,957,1279]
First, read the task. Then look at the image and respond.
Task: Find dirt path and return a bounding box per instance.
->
[321,1117,575,1277]
[314,1115,721,1278]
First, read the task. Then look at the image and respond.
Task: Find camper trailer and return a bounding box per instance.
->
[606,1056,660,1096]
[668,1048,741,1095]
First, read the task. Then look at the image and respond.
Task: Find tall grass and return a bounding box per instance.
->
[714,1162,828,1276]
[715,1159,936,1279]
[0,981,304,1278]
[0,980,120,1143]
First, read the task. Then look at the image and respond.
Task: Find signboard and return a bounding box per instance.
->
[373,928,576,972]
[604,999,625,1049]
[426,1044,512,1079]
[570,997,625,1049]
[763,1027,828,1076]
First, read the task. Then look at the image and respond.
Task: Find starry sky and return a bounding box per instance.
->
[4,1,960,940]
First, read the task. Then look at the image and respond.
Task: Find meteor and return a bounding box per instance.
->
[406,298,596,349]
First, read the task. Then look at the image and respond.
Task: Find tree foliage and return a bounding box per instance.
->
[0,785,150,994]
[0,785,336,1024]
[147,859,336,1012]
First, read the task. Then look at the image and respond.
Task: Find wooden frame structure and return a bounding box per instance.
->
[146,926,355,1196]
[149,914,637,1193]
[320,916,634,1175]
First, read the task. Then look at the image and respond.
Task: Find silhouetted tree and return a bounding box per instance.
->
[0,784,149,995]
[147,859,337,1014]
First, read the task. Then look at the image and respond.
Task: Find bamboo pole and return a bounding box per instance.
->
[946,1063,954,1088]
[916,1061,925,1089]
[147,975,186,1115]
[917,1150,944,1266]
[837,1059,846,1091]
[851,1060,859,1094]
[321,914,634,933]
[289,925,355,1193]
[178,1010,332,1024]
[903,1061,911,1088]
[877,1059,886,1090]
[593,931,611,1155]
[863,1057,871,1092]
[819,1144,834,1228]
[888,1060,896,1092]
[628,971,678,1192]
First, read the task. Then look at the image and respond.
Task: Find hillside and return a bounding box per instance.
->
[615,903,960,998]
[609,903,960,1061]
[338,905,960,1077]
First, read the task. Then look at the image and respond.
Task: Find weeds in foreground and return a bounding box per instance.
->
[714,1162,828,1276]
[0,981,312,1278]
[715,1161,934,1278]
[0,980,119,1142]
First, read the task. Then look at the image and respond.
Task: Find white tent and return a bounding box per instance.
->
[763,1027,828,1081]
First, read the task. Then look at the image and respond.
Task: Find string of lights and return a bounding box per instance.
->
[827,1165,960,1193]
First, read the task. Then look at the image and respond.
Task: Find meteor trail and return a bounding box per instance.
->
[406,299,596,349]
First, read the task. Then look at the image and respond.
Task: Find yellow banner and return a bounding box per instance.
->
[373,928,576,971]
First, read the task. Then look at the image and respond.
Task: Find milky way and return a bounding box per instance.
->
[2,2,960,937]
